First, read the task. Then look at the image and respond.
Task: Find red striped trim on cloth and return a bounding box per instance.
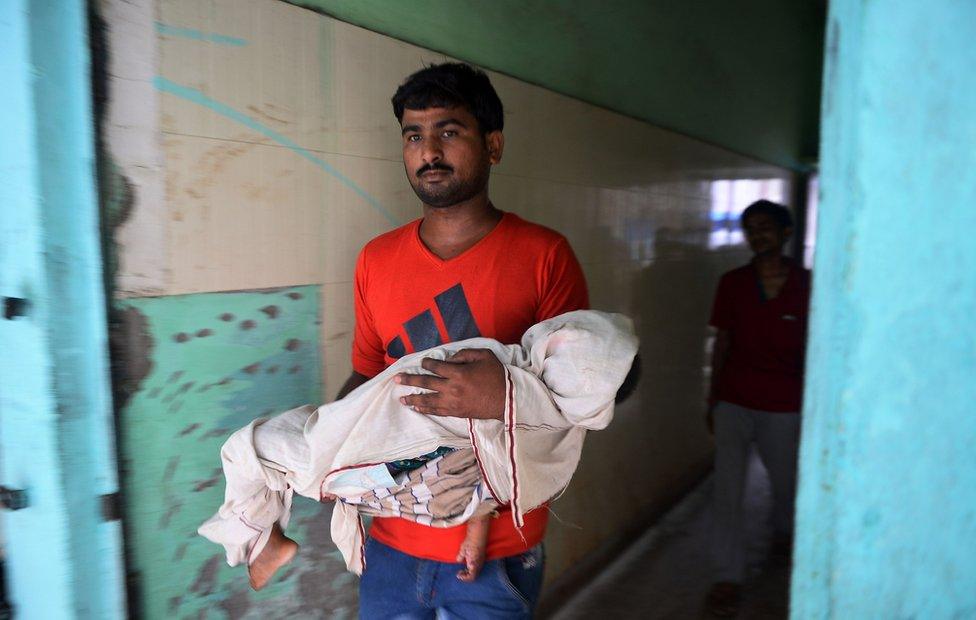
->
[468,418,503,504]
[358,515,367,571]
[504,367,523,528]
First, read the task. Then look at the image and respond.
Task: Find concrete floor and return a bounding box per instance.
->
[549,452,791,619]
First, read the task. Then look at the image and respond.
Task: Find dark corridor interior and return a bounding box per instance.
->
[549,452,790,619]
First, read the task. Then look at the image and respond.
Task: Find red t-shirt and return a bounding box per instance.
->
[709,261,811,412]
[352,211,589,561]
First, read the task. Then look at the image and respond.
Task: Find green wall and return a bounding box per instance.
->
[289,0,824,170]
[115,286,358,619]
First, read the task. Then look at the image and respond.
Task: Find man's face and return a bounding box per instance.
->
[743,212,792,257]
[400,106,503,208]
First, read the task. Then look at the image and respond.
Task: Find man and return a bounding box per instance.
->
[336,63,588,618]
[704,200,810,617]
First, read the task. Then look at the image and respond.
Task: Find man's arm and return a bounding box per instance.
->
[706,329,731,433]
[336,372,369,401]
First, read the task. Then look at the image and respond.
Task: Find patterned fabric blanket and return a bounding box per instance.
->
[342,448,497,526]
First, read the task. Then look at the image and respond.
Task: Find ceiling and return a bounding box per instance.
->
[291,0,826,171]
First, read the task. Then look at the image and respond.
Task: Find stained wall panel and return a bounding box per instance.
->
[115,286,341,619]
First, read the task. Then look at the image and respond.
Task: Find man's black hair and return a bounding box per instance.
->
[741,200,794,230]
[391,62,504,134]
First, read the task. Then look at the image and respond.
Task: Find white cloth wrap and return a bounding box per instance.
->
[198,310,638,574]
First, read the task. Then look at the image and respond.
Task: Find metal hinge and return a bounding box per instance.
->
[0,487,28,511]
[2,297,30,320]
[100,492,121,522]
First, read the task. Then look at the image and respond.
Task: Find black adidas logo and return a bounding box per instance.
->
[386,283,481,358]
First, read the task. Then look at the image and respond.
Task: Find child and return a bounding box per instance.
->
[249,448,494,589]
[199,310,639,589]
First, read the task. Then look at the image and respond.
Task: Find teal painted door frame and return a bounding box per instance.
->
[792,1,976,617]
[0,1,126,617]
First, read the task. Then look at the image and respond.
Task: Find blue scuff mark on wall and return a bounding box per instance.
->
[216,347,319,429]
[155,22,248,46]
[153,76,400,226]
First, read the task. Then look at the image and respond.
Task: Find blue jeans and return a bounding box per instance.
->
[358,537,545,619]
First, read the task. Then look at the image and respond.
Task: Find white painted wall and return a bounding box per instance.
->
[101,0,168,295]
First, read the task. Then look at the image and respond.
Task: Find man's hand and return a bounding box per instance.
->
[395,348,505,420]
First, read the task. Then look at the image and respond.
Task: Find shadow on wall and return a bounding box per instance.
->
[633,227,747,459]
[541,222,744,613]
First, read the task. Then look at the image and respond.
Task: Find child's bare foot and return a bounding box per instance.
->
[248,523,298,590]
[456,515,490,582]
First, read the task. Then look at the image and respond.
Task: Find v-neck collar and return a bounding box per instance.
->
[752,258,797,303]
[413,211,511,267]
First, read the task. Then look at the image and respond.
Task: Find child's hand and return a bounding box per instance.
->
[456,541,486,582]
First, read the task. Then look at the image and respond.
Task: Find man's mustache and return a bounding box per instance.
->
[416,163,454,176]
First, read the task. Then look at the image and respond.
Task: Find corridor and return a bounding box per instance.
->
[5,0,974,616]
[551,452,790,619]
